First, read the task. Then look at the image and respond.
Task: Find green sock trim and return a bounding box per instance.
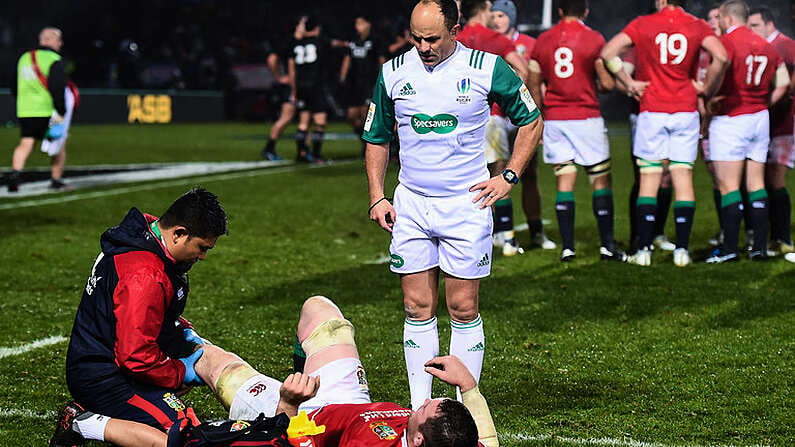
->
[637,196,657,206]
[674,200,695,208]
[494,198,512,206]
[721,190,742,207]
[748,189,768,201]
[293,336,306,358]
[774,187,788,196]
[556,191,575,202]
[405,316,437,327]
[593,188,612,198]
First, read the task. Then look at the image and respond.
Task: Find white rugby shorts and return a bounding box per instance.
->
[484,115,518,164]
[768,134,795,168]
[542,117,609,166]
[708,110,770,163]
[633,111,699,163]
[389,183,493,279]
[298,358,372,413]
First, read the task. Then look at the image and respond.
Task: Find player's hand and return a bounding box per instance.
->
[707,96,724,115]
[179,348,205,386]
[691,79,706,97]
[369,197,396,232]
[424,355,477,393]
[470,175,513,209]
[279,372,320,407]
[627,80,649,100]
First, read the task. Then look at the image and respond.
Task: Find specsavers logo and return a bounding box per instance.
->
[411,113,458,134]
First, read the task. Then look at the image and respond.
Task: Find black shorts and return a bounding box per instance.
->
[271,83,293,106]
[295,83,330,113]
[344,84,371,108]
[19,117,50,139]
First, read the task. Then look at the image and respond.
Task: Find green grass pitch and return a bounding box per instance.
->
[0,122,793,446]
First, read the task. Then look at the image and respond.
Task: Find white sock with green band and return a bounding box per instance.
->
[404,316,439,410]
[450,314,485,395]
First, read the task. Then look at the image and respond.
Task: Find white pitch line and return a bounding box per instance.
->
[0,161,355,211]
[502,433,771,447]
[0,408,55,420]
[0,335,67,360]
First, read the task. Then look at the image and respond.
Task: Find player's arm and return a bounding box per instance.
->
[363,68,397,232]
[527,58,544,108]
[267,53,286,84]
[600,33,645,98]
[698,35,728,99]
[339,54,351,83]
[425,356,499,447]
[504,50,530,84]
[594,57,615,92]
[472,57,543,208]
[287,57,297,97]
[770,62,790,105]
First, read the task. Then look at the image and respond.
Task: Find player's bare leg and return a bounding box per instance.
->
[554,164,577,261]
[50,144,67,188]
[444,275,483,401]
[402,268,440,410]
[263,102,295,160]
[765,162,792,252]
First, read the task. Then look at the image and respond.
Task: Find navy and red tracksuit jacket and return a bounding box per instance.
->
[66,207,197,403]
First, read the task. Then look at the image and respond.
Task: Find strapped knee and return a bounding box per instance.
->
[214,361,260,410]
[554,161,577,176]
[636,158,664,174]
[585,158,611,184]
[669,161,694,171]
[302,318,356,357]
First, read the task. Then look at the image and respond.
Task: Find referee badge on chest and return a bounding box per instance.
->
[456,78,472,104]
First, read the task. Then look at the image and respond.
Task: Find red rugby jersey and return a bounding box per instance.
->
[492,31,535,117]
[716,25,782,117]
[531,19,605,120]
[622,7,713,113]
[767,31,795,135]
[457,23,516,58]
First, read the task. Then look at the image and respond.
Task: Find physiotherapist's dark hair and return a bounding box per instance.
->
[160,187,228,238]
[559,0,588,17]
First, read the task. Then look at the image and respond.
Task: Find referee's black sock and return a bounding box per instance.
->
[555,191,575,251]
[636,196,657,250]
[770,187,791,243]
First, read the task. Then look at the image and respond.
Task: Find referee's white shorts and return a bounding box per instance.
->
[633,111,699,163]
[389,183,493,279]
[708,110,770,163]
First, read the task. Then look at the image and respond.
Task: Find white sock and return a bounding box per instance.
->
[404,316,439,410]
[450,314,485,399]
[73,412,109,441]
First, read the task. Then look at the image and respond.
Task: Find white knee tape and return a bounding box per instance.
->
[301,318,356,357]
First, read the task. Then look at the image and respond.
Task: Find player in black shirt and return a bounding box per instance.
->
[288,15,332,163]
[339,15,385,155]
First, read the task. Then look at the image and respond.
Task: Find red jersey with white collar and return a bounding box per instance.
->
[492,31,535,117]
[767,31,795,135]
[622,7,713,113]
[716,25,782,117]
[304,403,411,447]
[531,19,605,120]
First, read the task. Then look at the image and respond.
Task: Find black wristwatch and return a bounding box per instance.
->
[501,169,519,184]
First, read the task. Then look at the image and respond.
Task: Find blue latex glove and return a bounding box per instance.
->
[179,348,204,386]
[183,327,203,345]
[46,123,65,140]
